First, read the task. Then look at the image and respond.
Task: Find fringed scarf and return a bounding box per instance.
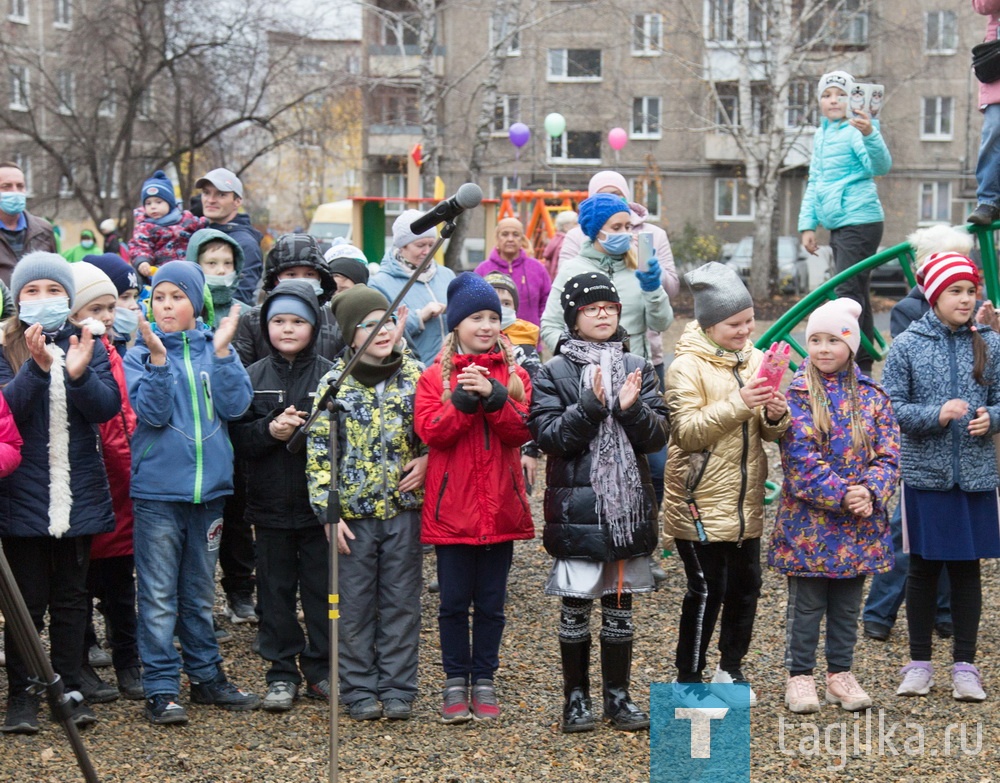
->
[46,343,72,537]
[560,337,643,548]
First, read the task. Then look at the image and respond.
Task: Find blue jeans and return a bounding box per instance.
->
[976,103,1000,207]
[435,542,513,683]
[133,498,225,697]
[863,502,951,630]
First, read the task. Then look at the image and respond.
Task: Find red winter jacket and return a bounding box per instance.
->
[91,336,136,559]
[0,391,22,477]
[415,348,535,546]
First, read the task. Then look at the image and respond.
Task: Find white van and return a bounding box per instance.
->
[307,200,353,245]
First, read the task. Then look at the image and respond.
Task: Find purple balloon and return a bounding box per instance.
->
[508,122,531,149]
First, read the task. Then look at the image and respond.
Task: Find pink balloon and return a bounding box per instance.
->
[608,127,628,151]
[508,122,531,149]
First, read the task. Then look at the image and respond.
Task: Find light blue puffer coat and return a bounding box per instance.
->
[797,117,892,232]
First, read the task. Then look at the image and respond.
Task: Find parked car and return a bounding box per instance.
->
[725,236,810,295]
[824,245,909,297]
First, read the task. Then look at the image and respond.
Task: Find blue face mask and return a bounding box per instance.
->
[19,296,71,331]
[598,230,632,256]
[113,306,140,336]
[0,192,26,216]
[309,280,325,297]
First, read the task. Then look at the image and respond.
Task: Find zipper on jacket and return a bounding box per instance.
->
[379,387,390,516]
[948,331,961,485]
[435,472,449,519]
[483,418,491,451]
[732,365,749,546]
[183,334,204,504]
[200,371,215,422]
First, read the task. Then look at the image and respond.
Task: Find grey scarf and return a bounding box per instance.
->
[560,337,644,548]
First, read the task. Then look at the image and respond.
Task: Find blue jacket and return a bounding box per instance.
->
[0,324,120,538]
[209,213,263,307]
[797,118,892,232]
[369,252,455,364]
[882,310,1000,492]
[125,325,252,503]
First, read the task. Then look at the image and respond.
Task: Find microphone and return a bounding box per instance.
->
[409,183,483,235]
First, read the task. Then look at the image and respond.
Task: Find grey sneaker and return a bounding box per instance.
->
[88,644,112,668]
[383,698,413,720]
[225,592,258,624]
[471,679,500,721]
[348,697,382,721]
[440,678,471,724]
[262,681,297,713]
[952,663,987,702]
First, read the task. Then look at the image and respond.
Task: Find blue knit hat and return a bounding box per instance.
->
[152,261,205,318]
[11,251,76,309]
[141,169,177,211]
[83,253,140,295]
[577,193,630,241]
[446,273,501,332]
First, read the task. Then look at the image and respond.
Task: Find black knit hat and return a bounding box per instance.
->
[331,284,391,342]
[483,271,519,309]
[329,257,370,286]
[561,272,619,329]
[263,233,336,300]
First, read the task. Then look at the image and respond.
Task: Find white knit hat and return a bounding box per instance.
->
[806,298,862,356]
[816,70,853,100]
[917,252,979,308]
[71,262,118,315]
[392,209,437,249]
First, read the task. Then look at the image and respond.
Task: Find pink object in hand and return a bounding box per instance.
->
[757,341,791,392]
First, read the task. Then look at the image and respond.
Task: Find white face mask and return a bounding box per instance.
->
[500,306,517,330]
[205,271,238,288]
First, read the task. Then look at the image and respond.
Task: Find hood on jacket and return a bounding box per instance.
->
[186,227,245,275]
[263,233,336,300]
[673,320,755,368]
[260,279,322,358]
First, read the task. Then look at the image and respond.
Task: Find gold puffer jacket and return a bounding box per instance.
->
[663,322,789,543]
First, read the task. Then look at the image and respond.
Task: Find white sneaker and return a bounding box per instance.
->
[952,663,987,702]
[896,661,934,696]
[710,666,757,707]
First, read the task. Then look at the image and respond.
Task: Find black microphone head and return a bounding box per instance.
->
[455,182,483,210]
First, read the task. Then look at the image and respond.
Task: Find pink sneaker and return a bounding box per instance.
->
[785,675,820,714]
[826,671,872,711]
[440,678,471,724]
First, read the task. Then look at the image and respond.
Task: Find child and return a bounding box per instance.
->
[324,238,371,292]
[769,299,900,714]
[414,273,534,723]
[124,261,258,725]
[84,252,144,354]
[485,271,542,489]
[663,262,789,706]
[798,70,892,373]
[187,227,250,327]
[882,252,1000,703]
[234,233,341,367]
[306,285,426,721]
[528,272,668,733]
[230,280,334,713]
[0,252,120,733]
[69,262,145,703]
[130,170,207,281]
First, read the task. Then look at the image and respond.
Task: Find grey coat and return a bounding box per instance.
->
[882,310,1000,492]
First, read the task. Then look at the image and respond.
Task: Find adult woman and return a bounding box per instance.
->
[474,217,551,327]
[370,210,456,363]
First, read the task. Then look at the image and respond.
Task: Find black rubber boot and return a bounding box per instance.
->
[601,638,649,731]
[560,638,595,733]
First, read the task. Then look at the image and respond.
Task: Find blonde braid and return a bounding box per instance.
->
[805,361,832,437]
[439,332,457,402]
[498,338,525,402]
[846,366,874,460]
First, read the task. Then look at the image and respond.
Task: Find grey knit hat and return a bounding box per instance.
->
[11,251,76,309]
[684,261,753,329]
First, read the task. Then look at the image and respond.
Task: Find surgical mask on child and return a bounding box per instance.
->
[19,296,71,331]
[0,192,26,216]
[309,280,325,296]
[113,305,140,336]
[598,231,632,256]
[204,272,238,288]
[500,306,517,330]
[81,239,95,249]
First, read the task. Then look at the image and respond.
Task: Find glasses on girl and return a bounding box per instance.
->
[578,303,621,318]
[356,315,398,332]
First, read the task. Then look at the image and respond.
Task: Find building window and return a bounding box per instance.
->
[490,176,516,198]
[785,80,817,127]
[547,49,602,82]
[631,96,661,138]
[58,166,74,199]
[12,153,32,196]
[372,86,419,127]
[98,78,116,118]
[715,178,754,221]
[707,0,765,44]
[8,65,28,111]
[713,84,765,133]
[98,161,120,199]
[56,69,74,115]
[548,130,602,164]
[919,181,951,224]
[800,0,868,46]
[138,88,154,120]
[632,177,661,220]
[9,0,27,22]
[297,54,324,74]
[381,12,420,48]
[925,11,957,54]
[383,172,407,215]
[490,10,520,56]
[492,95,520,134]
[54,0,71,27]
[632,13,662,55]
[921,96,953,140]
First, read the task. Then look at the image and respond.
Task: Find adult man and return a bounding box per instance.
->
[195,168,263,305]
[0,162,56,286]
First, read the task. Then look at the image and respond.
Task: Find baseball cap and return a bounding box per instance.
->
[195,167,244,199]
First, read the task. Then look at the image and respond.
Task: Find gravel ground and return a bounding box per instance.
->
[3,317,999,782]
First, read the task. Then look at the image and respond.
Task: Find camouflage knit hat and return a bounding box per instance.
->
[263,233,336,300]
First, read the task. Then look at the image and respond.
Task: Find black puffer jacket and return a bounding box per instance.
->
[229,280,334,528]
[528,331,669,562]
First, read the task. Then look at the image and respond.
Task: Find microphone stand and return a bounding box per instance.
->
[286,218,457,783]
[0,546,100,782]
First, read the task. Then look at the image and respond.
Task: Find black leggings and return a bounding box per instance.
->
[906,554,981,663]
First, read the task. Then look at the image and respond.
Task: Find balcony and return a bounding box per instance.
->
[368,45,445,78]
[368,126,421,157]
[704,128,814,167]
